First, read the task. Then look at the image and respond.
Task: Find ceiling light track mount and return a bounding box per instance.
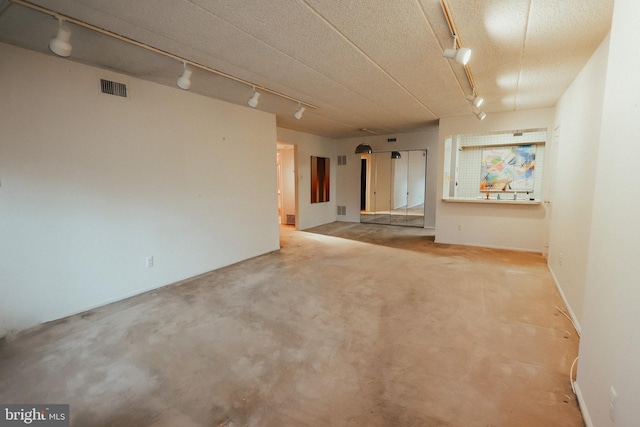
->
[8,0,317,113]
[247,86,260,108]
[48,17,72,57]
[177,62,192,90]
[440,0,487,121]
[443,34,471,65]
[293,103,305,120]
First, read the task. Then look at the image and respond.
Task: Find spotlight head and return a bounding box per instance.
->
[466,95,484,108]
[476,111,487,121]
[456,47,472,65]
[444,47,471,65]
[177,68,192,90]
[49,25,72,57]
[248,90,260,108]
[293,105,305,120]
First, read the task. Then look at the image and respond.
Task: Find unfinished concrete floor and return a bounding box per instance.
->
[0,222,582,426]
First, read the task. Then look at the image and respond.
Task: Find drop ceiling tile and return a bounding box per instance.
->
[2,0,614,138]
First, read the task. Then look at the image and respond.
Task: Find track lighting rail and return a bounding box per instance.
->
[8,0,318,110]
[440,0,486,120]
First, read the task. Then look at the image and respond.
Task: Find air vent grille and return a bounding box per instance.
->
[100,79,128,98]
[286,214,295,225]
[337,155,347,166]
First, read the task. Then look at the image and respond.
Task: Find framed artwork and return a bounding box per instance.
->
[480,145,535,191]
[311,156,330,203]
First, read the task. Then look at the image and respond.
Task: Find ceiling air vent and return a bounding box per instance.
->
[100,79,128,98]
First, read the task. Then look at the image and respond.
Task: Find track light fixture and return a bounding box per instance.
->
[443,34,471,65]
[466,94,484,109]
[440,1,482,121]
[247,87,260,108]
[177,62,192,90]
[391,151,401,159]
[14,0,318,116]
[49,18,72,57]
[355,144,373,154]
[293,103,305,120]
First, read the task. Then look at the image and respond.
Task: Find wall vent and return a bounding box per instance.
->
[100,79,128,98]
[286,214,295,225]
[337,155,347,166]
[337,206,346,215]
[387,138,397,143]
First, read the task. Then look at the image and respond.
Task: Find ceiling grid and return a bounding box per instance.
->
[0,0,614,138]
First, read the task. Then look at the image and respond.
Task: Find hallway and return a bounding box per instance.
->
[0,224,582,426]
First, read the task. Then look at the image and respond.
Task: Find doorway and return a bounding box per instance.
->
[360,158,367,210]
[277,142,297,227]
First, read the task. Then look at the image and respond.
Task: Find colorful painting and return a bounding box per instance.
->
[480,145,535,191]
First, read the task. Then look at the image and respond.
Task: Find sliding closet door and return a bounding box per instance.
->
[360,153,390,224]
[406,150,426,227]
[360,150,426,227]
[373,154,392,224]
[390,152,408,225]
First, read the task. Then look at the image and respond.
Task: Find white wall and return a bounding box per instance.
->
[573,0,640,424]
[0,43,280,332]
[276,128,337,230]
[337,130,439,227]
[436,109,555,252]
[548,34,610,329]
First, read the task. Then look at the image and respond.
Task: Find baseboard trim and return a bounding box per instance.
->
[548,265,588,426]
[433,238,542,254]
[574,382,593,427]
[547,265,582,336]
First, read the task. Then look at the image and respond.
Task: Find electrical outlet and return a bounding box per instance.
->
[146,256,154,268]
[559,252,564,266]
[609,386,617,422]
[457,224,462,231]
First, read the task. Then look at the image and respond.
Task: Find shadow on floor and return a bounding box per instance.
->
[303,221,435,253]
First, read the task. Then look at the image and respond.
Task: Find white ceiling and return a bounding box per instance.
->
[0,0,613,139]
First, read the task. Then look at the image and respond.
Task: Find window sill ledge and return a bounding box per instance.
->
[442,197,541,205]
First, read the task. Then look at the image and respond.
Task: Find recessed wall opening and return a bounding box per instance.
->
[443,128,547,201]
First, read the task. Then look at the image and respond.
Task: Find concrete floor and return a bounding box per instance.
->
[0,222,583,426]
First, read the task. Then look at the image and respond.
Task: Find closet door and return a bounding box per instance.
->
[360,153,391,224]
[390,151,408,226]
[373,154,391,224]
[360,150,426,227]
[360,154,374,223]
[406,150,426,227]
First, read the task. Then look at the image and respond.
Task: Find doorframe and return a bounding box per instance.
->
[276,142,298,229]
[360,158,367,211]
